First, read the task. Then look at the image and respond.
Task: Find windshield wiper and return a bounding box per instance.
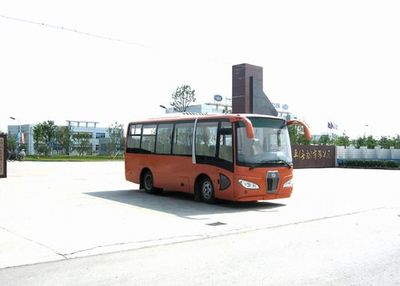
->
[247,163,259,170]
[246,160,293,169]
[265,160,293,169]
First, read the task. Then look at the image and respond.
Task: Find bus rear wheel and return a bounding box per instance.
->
[200,177,215,204]
[142,170,161,194]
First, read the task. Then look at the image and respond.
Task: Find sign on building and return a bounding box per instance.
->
[292,145,336,168]
[0,134,7,178]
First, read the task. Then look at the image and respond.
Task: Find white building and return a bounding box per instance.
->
[7,124,35,155]
[7,120,111,155]
[67,120,110,154]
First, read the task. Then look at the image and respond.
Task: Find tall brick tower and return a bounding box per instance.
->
[232,63,277,116]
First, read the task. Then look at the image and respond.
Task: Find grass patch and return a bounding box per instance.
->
[25,155,124,162]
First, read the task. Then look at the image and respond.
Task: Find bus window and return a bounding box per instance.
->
[156,123,173,154]
[218,121,233,162]
[236,118,292,166]
[173,122,193,155]
[141,124,156,153]
[127,124,141,151]
[196,121,218,157]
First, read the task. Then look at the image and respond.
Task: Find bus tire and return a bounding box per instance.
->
[142,170,161,194]
[200,176,215,204]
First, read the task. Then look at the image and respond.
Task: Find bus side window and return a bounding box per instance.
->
[127,124,141,151]
[196,121,218,157]
[156,123,173,154]
[218,122,233,162]
[173,122,193,155]
[141,125,156,153]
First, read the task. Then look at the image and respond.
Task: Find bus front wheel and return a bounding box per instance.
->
[200,177,215,204]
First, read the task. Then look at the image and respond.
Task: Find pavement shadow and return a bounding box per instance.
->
[85,189,286,219]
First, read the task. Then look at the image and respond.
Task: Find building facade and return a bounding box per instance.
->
[67,120,110,154]
[7,120,111,155]
[7,124,35,155]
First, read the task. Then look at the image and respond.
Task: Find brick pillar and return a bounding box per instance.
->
[232,63,277,116]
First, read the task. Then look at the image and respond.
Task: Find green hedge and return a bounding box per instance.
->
[339,160,399,169]
[25,155,124,162]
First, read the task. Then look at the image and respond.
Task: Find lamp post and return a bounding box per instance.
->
[159,105,168,114]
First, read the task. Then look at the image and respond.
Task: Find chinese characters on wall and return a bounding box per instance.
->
[291,145,336,168]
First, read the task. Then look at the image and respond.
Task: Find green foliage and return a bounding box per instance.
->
[55,126,72,155]
[365,135,377,149]
[394,135,400,148]
[33,121,57,155]
[288,125,310,145]
[25,154,124,161]
[334,134,350,147]
[36,144,50,156]
[42,121,57,150]
[376,135,400,149]
[72,132,92,156]
[33,124,44,154]
[352,135,377,149]
[7,134,17,152]
[107,122,125,155]
[317,135,334,145]
[340,160,399,169]
[170,84,196,112]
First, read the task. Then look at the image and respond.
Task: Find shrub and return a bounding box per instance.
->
[340,160,399,169]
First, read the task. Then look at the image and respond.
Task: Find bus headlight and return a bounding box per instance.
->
[283,178,293,188]
[238,179,259,189]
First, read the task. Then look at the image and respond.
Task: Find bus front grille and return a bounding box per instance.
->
[266,171,279,194]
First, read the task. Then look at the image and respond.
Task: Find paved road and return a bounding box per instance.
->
[0,162,399,285]
[2,208,400,286]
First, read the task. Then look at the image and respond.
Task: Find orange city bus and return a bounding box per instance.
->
[125,113,310,203]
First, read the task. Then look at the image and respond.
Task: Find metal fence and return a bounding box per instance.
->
[336,146,400,161]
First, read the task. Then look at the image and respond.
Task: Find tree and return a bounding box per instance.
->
[72,133,92,156]
[41,121,57,154]
[354,135,377,149]
[107,122,124,156]
[7,134,17,152]
[365,135,377,149]
[393,135,400,149]
[33,123,48,155]
[288,125,310,145]
[33,121,56,155]
[170,84,196,112]
[378,136,392,149]
[318,135,333,145]
[55,126,72,155]
[334,134,350,147]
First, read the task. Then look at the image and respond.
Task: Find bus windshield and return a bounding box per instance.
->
[237,117,292,167]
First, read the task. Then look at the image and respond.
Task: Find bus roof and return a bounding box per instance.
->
[128,113,285,125]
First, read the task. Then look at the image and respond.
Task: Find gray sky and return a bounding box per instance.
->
[1,0,399,138]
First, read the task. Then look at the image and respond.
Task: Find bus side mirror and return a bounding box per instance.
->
[287,120,312,141]
[230,116,255,139]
